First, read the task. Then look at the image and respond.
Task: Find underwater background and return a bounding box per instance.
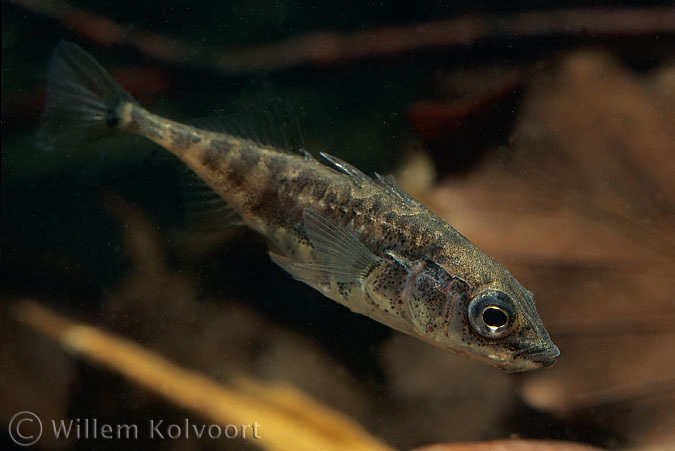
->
[2,1,674,450]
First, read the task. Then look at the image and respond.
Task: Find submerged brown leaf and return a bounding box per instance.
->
[415,439,602,451]
[422,50,675,448]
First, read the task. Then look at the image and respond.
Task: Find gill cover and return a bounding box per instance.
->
[374,252,469,335]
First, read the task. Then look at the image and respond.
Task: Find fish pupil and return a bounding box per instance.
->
[483,307,508,328]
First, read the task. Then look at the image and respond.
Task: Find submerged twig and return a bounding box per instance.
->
[10,0,675,74]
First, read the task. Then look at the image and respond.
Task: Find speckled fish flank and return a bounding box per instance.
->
[38,41,560,372]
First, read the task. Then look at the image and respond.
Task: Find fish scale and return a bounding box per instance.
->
[38,41,559,372]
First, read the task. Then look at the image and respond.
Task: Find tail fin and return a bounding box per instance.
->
[37,41,136,151]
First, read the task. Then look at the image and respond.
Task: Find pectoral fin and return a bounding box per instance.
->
[269,208,381,284]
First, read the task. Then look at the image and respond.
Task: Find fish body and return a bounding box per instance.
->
[39,42,559,372]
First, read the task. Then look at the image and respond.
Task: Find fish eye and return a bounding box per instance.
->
[468,291,515,339]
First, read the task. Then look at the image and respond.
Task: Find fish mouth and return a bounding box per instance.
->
[481,342,560,373]
[516,343,560,368]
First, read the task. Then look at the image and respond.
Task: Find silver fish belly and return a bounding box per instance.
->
[38,41,560,372]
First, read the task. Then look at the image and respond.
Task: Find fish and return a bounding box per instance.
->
[38,41,560,372]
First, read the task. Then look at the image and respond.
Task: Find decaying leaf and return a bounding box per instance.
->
[415,438,602,451]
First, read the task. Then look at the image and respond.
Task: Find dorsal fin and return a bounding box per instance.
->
[375,173,422,208]
[188,99,310,158]
[320,152,368,186]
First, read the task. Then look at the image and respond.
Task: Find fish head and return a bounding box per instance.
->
[367,251,559,372]
[448,280,561,372]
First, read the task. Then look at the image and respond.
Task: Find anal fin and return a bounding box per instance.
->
[181,168,243,234]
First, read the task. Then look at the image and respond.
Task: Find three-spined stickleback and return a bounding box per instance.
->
[38,42,559,372]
